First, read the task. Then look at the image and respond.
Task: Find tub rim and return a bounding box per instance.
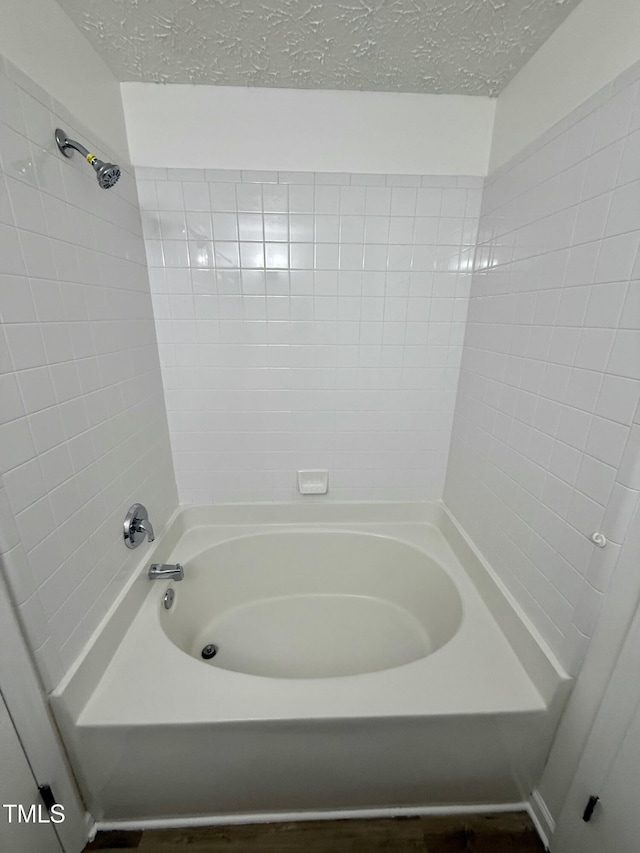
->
[51,501,571,725]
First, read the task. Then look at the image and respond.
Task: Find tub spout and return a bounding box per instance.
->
[149,563,184,581]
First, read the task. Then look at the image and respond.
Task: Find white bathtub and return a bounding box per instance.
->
[162,531,463,679]
[51,503,570,826]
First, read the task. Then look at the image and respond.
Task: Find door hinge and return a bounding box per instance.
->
[582,794,599,822]
[38,784,57,814]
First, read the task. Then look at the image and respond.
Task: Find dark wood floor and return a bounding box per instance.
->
[85,812,546,852]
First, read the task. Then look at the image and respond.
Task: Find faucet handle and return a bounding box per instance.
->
[123,503,154,549]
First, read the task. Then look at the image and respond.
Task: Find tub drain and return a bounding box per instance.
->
[201,644,218,660]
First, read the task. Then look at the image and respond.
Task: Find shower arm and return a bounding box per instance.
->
[54,128,121,189]
[55,130,93,163]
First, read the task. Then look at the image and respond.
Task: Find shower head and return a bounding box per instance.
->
[93,160,121,189]
[55,128,121,189]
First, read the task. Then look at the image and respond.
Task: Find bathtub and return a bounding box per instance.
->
[163,530,463,679]
[51,503,570,826]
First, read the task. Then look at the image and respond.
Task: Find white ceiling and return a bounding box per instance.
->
[56,0,583,96]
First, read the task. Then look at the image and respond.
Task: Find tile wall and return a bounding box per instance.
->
[3,47,638,689]
[445,62,640,672]
[0,56,177,689]
[138,169,482,503]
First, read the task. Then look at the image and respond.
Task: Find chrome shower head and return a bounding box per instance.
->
[93,159,121,189]
[55,128,121,189]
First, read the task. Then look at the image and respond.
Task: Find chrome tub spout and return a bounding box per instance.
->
[148,563,184,581]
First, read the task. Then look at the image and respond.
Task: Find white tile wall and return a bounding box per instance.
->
[445,61,640,672]
[3,47,637,689]
[0,56,178,690]
[139,169,482,503]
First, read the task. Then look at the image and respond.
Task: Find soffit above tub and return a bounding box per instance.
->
[55,0,583,95]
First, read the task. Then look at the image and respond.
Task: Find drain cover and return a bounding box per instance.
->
[201,644,218,660]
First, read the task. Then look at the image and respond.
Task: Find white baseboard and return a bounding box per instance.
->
[95,801,528,833]
[528,789,555,851]
[85,814,97,842]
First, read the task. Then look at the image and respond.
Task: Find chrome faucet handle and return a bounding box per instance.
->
[123,503,155,549]
[136,518,155,541]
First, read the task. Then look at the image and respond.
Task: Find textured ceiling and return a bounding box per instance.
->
[56,0,583,96]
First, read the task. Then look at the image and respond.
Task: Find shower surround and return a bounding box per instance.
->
[446,62,640,672]
[139,169,482,503]
[1,30,638,705]
[137,57,640,678]
[0,56,177,690]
